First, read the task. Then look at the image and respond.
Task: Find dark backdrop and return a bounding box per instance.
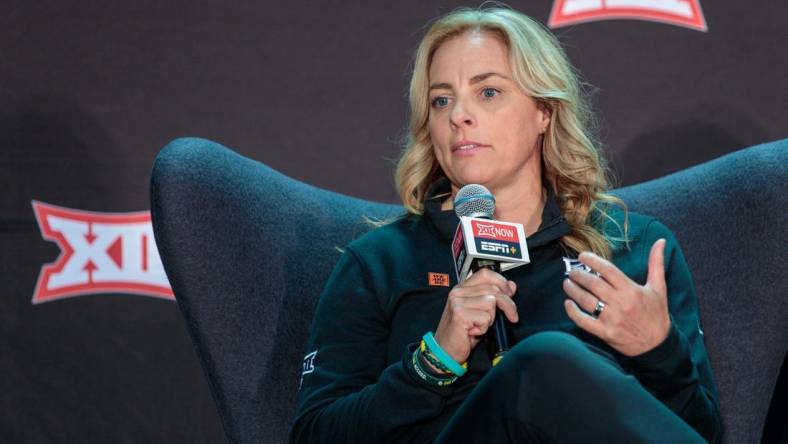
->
[2,1,786,442]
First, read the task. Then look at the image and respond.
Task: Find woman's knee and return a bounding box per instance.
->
[493,331,614,393]
[505,331,587,368]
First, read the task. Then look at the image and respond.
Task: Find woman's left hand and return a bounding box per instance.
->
[562,239,671,357]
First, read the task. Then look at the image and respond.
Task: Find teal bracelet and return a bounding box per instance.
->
[423,332,467,377]
[412,349,458,386]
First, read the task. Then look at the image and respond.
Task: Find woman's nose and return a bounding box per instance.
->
[449,101,474,128]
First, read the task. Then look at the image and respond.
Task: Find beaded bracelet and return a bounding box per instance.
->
[422,332,468,377]
[420,341,451,373]
[411,348,458,386]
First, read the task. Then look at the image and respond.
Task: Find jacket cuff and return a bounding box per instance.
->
[630,320,681,368]
[626,319,700,399]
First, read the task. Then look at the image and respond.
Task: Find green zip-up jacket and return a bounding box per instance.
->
[291,181,722,443]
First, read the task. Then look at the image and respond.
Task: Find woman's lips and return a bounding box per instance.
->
[451,143,489,156]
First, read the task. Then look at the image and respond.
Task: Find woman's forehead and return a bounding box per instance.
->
[429,31,511,82]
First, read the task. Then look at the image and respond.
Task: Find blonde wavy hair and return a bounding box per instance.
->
[395,6,627,258]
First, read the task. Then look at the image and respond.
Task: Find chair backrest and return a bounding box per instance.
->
[150,137,787,444]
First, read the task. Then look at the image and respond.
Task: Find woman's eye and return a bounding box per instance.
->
[481,87,499,99]
[431,96,449,108]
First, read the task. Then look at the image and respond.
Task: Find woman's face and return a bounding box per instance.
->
[427,30,550,198]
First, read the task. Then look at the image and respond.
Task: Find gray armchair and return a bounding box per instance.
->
[150,137,787,443]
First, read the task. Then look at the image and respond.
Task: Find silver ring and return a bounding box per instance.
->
[592,300,606,319]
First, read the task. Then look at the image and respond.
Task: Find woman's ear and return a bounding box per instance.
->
[537,101,552,133]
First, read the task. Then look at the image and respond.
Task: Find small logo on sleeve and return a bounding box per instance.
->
[299,351,317,389]
[428,272,450,287]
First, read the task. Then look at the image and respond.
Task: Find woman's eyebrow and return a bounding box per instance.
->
[429,72,511,91]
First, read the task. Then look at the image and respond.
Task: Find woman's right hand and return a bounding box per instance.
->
[433,268,519,366]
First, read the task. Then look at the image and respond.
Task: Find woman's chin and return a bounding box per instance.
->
[451,170,495,188]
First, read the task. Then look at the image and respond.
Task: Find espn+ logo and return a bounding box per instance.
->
[31,201,173,304]
[480,241,511,254]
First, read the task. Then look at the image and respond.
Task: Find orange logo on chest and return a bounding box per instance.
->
[428,272,450,287]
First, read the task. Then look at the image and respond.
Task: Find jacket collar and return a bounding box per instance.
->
[423,177,571,252]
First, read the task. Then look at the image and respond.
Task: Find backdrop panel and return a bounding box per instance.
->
[2,1,786,442]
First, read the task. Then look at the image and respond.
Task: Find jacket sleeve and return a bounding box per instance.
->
[628,220,723,443]
[289,247,454,444]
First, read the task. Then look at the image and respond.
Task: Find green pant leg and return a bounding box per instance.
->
[434,332,706,444]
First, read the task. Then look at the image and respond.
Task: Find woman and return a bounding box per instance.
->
[291,6,722,443]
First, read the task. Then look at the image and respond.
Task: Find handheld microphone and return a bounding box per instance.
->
[451,184,529,366]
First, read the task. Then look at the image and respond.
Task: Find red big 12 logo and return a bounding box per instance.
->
[549,0,707,32]
[31,201,174,304]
